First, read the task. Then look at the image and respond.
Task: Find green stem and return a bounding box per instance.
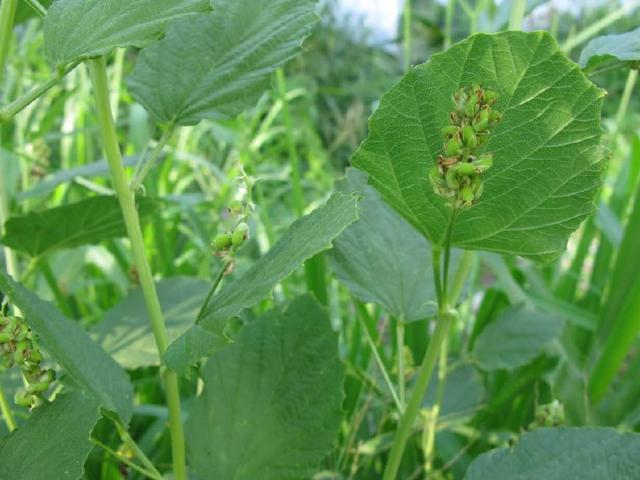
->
[92,436,162,480]
[0,0,17,81]
[444,0,456,49]
[132,124,176,191]
[448,250,475,305]
[197,257,233,322]
[0,60,80,123]
[359,312,403,412]
[397,315,406,406]
[508,0,526,31]
[403,0,412,71]
[0,384,16,432]
[383,311,453,480]
[115,420,163,480]
[22,0,47,18]
[383,208,457,479]
[562,1,639,52]
[88,57,186,480]
[423,327,450,474]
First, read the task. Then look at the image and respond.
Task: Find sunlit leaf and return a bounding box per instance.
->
[353,31,605,262]
[580,27,640,70]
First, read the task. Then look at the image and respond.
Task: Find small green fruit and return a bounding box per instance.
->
[484,90,497,103]
[0,332,12,343]
[213,233,232,251]
[445,138,462,156]
[474,154,493,172]
[441,125,458,138]
[462,125,477,148]
[460,185,475,203]
[14,389,34,407]
[452,162,476,176]
[231,222,249,247]
[445,169,460,189]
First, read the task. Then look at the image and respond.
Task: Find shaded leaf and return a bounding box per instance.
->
[92,277,210,369]
[1,195,157,257]
[472,306,564,370]
[44,0,211,66]
[331,169,436,321]
[353,31,605,262]
[0,273,133,423]
[128,0,319,125]
[465,427,640,480]
[165,193,359,372]
[424,363,484,417]
[0,391,100,480]
[580,27,640,70]
[186,295,343,479]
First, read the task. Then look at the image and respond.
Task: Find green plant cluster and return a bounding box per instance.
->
[0,314,55,408]
[429,84,502,209]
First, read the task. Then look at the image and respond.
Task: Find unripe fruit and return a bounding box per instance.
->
[462,125,477,148]
[474,154,493,172]
[441,125,458,138]
[231,222,249,247]
[484,90,497,103]
[213,233,232,251]
[452,162,476,176]
[0,332,12,343]
[445,169,460,189]
[445,138,462,156]
[228,200,243,215]
[27,381,50,394]
[460,185,475,203]
[490,110,502,124]
[14,389,34,407]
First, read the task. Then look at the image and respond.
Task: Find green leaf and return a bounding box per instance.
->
[580,27,640,70]
[92,277,210,369]
[164,193,359,372]
[0,273,133,423]
[44,0,211,66]
[0,391,100,480]
[186,295,343,479]
[128,0,319,125]
[424,363,484,417]
[331,169,436,321]
[465,427,640,479]
[352,31,605,262]
[1,195,157,257]
[472,306,565,370]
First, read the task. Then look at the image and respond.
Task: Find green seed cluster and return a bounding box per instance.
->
[429,84,502,209]
[213,222,249,254]
[0,314,55,408]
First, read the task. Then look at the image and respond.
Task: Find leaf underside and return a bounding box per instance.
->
[579,26,640,70]
[44,0,212,66]
[186,295,343,480]
[353,31,605,262]
[128,0,319,125]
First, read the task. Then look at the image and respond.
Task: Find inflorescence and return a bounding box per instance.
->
[429,84,502,209]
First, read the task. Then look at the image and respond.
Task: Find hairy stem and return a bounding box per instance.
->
[88,57,186,480]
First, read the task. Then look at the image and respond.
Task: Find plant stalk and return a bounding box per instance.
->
[88,56,186,480]
[0,0,17,81]
[403,0,412,71]
[0,385,16,432]
[444,0,456,49]
[0,60,81,123]
[508,0,526,31]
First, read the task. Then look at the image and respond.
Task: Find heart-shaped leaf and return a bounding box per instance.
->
[186,295,343,479]
[353,31,605,262]
[44,0,211,66]
[0,391,100,480]
[128,0,319,125]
